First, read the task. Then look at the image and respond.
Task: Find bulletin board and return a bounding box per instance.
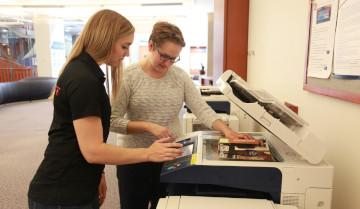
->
[304,0,360,104]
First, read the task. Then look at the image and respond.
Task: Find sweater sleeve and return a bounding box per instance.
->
[182,71,221,129]
[110,77,130,134]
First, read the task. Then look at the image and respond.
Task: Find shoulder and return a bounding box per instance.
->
[63,58,92,78]
[168,65,193,85]
[123,63,143,79]
[121,63,145,89]
[124,63,139,73]
[168,65,190,80]
[60,60,98,90]
[67,58,89,73]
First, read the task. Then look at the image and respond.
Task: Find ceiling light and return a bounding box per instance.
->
[141,2,183,7]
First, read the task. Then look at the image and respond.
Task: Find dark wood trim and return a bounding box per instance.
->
[223,0,249,80]
[223,0,228,75]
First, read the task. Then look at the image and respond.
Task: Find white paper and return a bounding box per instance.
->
[307,0,338,78]
[333,0,360,76]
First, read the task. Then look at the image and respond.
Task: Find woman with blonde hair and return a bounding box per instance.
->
[28,10,182,209]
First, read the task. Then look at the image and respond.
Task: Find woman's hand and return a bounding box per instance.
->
[224,129,255,142]
[146,137,183,162]
[212,119,255,143]
[223,129,263,145]
[98,173,107,206]
[147,123,177,140]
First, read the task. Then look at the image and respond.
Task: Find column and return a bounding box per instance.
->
[33,15,65,77]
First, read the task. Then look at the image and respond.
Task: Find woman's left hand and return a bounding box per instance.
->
[224,129,254,142]
[212,119,255,142]
[98,172,107,206]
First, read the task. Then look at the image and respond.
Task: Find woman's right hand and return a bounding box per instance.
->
[146,137,183,162]
[147,123,177,140]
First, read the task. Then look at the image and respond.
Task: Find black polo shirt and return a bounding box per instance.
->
[28,51,111,205]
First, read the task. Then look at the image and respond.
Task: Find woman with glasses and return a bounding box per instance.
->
[110,21,251,209]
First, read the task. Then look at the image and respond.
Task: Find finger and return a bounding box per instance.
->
[162,157,175,161]
[229,138,242,143]
[164,153,177,158]
[155,153,174,162]
[157,137,172,143]
[102,190,107,197]
[165,152,180,159]
[240,136,249,140]
[239,134,252,140]
[99,196,105,205]
[237,134,247,139]
[245,134,255,139]
[158,134,166,139]
[170,142,183,148]
[166,150,182,158]
[173,148,183,155]
[165,143,183,149]
[167,148,183,156]
[100,188,106,196]
[169,132,177,139]
[167,136,176,142]
[162,142,182,148]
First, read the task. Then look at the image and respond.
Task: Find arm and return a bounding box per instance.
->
[110,73,175,139]
[182,71,221,129]
[181,71,251,141]
[74,116,182,164]
[127,121,176,139]
[110,78,131,134]
[212,119,253,141]
[110,83,162,135]
[109,73,158,135]
[112,108,175,138]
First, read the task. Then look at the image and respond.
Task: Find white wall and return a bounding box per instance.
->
[211,0,224,80]
[247,1,360,209]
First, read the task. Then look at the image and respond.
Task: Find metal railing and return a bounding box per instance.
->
[0,67,37,82]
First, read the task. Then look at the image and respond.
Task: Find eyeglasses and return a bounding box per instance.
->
[156,48,180,63]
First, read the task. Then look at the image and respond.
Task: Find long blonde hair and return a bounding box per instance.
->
[56,9,134,98]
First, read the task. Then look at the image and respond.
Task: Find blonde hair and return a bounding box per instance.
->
[55,9,134,99]
[149,21,185,48]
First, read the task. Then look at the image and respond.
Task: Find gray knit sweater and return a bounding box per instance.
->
[110,63,220,148]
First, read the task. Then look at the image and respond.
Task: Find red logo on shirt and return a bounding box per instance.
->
[55,85,61,96]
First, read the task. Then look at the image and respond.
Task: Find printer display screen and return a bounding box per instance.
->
[176,137,196,158]
[178,144,194,158]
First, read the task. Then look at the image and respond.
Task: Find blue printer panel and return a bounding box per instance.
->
[161,136,198,175]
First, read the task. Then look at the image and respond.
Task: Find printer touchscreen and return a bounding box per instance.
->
[178,143,194,158]
[161,136,198,174]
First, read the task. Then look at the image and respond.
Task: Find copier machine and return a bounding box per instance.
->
[158,70,334,209]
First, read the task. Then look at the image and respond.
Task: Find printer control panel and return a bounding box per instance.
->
[162,155,192,174]
[161,136,198,175]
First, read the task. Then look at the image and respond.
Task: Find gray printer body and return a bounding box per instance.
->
[159,70,333,209]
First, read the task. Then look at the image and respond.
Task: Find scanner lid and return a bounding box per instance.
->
[216,70,326,164]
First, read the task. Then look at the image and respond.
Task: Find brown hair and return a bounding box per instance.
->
[149,21,185,48]
[54,9,134,99]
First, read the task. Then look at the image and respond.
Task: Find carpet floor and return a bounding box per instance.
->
[0,100,120,209]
